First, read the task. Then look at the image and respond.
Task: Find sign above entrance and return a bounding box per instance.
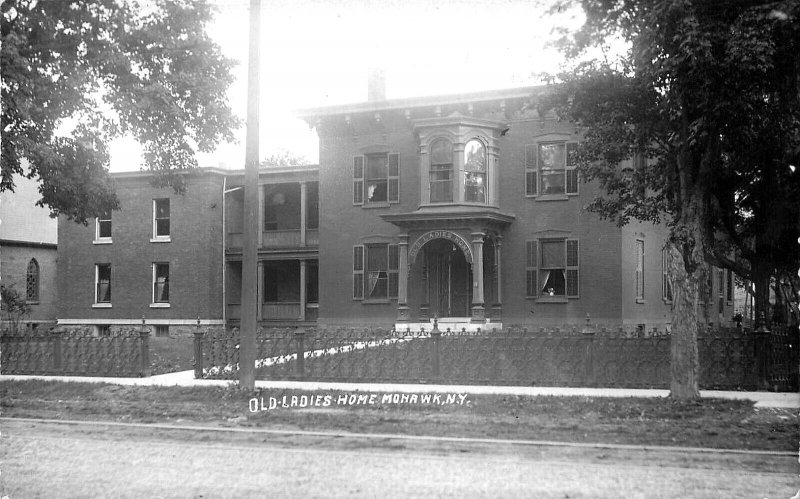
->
[408,230,473,265]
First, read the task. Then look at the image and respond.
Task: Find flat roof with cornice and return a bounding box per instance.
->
[296,85,543,121]
[110,165,319,180]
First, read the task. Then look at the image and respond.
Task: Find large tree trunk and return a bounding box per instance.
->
[666,241,701,400]
[751,261,772,328]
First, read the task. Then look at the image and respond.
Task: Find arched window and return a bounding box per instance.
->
[464,139,486,203]
[26,259,39,302]
[429,139,453,202]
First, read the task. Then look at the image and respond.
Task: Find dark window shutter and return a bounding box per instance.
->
[566,142,579,194]
[388,153,400,203]
[526,240,538,298]
[353,156,364,205]
[353,245,364,299]
[566,239,579,297]
[566,142,578,167]
[525,145,537,196]
[388,244,399,298]
[566,169,578,194]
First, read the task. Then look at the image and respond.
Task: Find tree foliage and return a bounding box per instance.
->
[1,0,240,223]
[260,150,310,168]
[543,0,800,396]
[0,284,31,333]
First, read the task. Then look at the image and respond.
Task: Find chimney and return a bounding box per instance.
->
[367,68,386,102]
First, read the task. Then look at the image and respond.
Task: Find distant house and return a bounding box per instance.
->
[0,174,58,329]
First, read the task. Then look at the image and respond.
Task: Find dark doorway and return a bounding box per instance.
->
[424,239,472,317]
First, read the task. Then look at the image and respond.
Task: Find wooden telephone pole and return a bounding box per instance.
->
[240,0,260,390]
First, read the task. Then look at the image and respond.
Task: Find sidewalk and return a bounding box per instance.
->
[2,371,797,408]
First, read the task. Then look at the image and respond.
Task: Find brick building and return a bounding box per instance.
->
[56,84,735,333]
[56,166,319,335]
[0,174,58,329]
[296,82,736,331]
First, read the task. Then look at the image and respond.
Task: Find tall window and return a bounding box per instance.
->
[429,139,453,202]
[526,239,579,298]
[526,141,578,196]
[26,259,39,302]
[153,199,170,239]
[464,139,486,203]
[717,269,725,314]
[152,263,170,303]
[636,240,645,301]
[95,264,111,304]
[96,211,112,241]
[353,153,399,206]
[353,243,399,300]
[662,248,673,302]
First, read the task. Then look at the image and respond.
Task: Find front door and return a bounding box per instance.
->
[426,240,471,317]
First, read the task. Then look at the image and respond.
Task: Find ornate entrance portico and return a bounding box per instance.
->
[382,207,514,331]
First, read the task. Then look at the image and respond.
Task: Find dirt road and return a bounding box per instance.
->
[1,418,796,498]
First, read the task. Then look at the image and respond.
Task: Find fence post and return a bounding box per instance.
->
[193,317,204,379]
[581,313,596,386]
[52,329,63,373]
[430,318,441,380]
[754,314,771,390]
[139,316,151,377]
[295,328,306,379]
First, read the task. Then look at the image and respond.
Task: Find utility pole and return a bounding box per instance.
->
[240,0,260,390]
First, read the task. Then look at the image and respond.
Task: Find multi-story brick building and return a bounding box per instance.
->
[57,83,735,333]
[56,166,320,335]
[296,81,736,331]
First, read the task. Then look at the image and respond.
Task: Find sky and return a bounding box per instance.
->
[108,0,585,172]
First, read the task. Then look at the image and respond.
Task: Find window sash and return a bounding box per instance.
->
[96,264,111,303]
[154,199,170,237]
[97,212,112,239]
[26,259,40,301]
[527,142,579,196]
[153,263,170,303]
[528,239,579,298]
[636,240,645,300]
[366,154,388,203]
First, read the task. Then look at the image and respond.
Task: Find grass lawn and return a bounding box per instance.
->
[149,335,195,374]
[1,379,796,451]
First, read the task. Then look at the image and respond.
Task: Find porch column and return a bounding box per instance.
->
[492,236,503,319]
[299,259,307,321]
[256,261,264,320]
[397,234,410,322]
[471,232,485,322]
[257,185,264,247]
[300,181,307,246]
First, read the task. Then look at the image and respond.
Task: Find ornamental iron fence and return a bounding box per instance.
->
[1,327,150,377]
[195,322,798,391]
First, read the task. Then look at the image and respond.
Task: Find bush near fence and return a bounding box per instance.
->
[1,327,151,377]
[195,324,798,391]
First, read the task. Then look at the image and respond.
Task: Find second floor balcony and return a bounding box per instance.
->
[226,179,319,251]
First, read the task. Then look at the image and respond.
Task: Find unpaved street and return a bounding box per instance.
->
[1,419,796,498]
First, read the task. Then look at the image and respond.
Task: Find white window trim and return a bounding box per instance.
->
[94,263,111,305]
[94,215,112,244]
[635,239,646,304]
[151,262,170,305]
[526,140,579,200]
[152,199,171,242]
